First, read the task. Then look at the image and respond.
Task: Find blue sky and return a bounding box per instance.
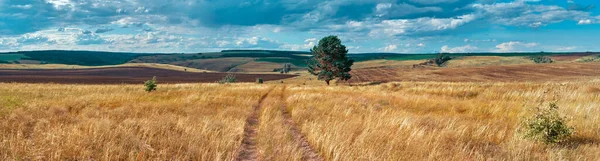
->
[0,0,599,53]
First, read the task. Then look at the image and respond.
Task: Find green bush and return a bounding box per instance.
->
[256,78,264,84]
[219,74,237,84]
[531,56,554,64]
[144,76,157,92]
[434,53,452,67]
[521,102,574,144]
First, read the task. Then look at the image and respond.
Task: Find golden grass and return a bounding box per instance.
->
[445,56,534,67]
[0,63,213,72]
[1,79,600,160]
[0,83,269,160]
[353,59,425,69]
[284,80,600,160]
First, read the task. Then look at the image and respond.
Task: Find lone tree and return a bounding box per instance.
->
[308,36,354,85]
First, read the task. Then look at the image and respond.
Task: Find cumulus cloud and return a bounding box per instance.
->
[0,0,599,52]
[441,45,478,53]
[495,41,538,52]
[472,1,593,28]
[382,45,398,52]
[281,38,318,51]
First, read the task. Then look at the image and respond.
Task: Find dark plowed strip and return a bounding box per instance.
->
[235,87,274,161]
[0,67,297,84]
[279,86,324,161]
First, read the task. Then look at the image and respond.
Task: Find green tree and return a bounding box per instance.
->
[144,76,157,92]
[308,36,354,85]
[521,102,574,144]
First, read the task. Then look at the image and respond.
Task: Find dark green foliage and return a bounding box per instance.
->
[433,53,452,67]
[0,60,10,64]
[282,63,292,74]
[531,56,554,64]
[521,103,574,144]
[144,76,157,92]
[16,50,141,66]
[256,78,264,84]
[219,74,237,84]
[308,36,355,85]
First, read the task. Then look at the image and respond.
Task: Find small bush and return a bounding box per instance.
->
[521,102,574,144]
[531,56,554,63]
[434,53,452,67]
[256,78,264,84]
[219,74,236,84]
[144,76,157,92]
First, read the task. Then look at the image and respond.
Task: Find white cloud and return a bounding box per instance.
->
[383,45,398,52]
[578,19,593,25]
[555,46,577,51]
[495,41,538,52]
[363,14,477,37]
[280,38,318,51]
[441,45,478,53]
[472,2,593,28]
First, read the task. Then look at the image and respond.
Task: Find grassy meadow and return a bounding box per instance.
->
[1,78,599,160]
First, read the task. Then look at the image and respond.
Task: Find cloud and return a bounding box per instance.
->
[472,2,593,28]
[441,45,478,53]
[382,45,398,52]
[495,41,538,52]
[281,38,317,51]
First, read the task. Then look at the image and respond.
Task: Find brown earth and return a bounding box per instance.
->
[349,62,600,83]
[0,67,296,84]
[549,53,599,61]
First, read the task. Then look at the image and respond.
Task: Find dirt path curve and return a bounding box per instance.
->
[235,87,275,161]
[279,86,324,161]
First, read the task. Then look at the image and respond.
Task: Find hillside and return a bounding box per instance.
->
[1,50,598,73]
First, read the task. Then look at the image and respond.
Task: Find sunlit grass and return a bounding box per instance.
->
[1,80,599,160]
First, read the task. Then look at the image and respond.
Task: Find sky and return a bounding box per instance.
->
[0,0,599,53]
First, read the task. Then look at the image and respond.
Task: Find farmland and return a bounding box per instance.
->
[1,78,600,160]
[0,67,296,84]
[1,50,600,160]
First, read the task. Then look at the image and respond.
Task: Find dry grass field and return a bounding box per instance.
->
[350,62,600,83]
[2,60,600,160]
[2,78,600,160]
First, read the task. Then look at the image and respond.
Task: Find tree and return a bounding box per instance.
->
[144,76,157,92]
[219,74,237,84]
[308,36,354,85]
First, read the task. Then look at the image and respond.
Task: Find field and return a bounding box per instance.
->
[0,67,296,84]
[349,62,600,83]
[1,50,600,160]
[1,79,599,160]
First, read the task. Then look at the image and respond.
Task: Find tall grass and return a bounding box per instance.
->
[285,81,600,160]
[1,80,599,160]
[0,83,270,160]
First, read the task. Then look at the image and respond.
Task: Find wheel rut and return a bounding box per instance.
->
[279,86,324,161]
[235,87,274,161]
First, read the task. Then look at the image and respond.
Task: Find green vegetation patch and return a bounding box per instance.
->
[21,50,141,66]
[0,54,28,62]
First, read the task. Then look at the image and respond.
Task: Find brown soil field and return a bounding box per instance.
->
[0,67,296,84]
[549,53,599,61]
[349,62,600,83]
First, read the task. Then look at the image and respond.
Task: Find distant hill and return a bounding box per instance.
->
[0,50,146,66]
[1,50,595,72]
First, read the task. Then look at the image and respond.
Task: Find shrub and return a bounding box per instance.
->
[521,102,574,144]
[219,74,236,84]
[144,76,157,92]
[256,78,264,84]
[531,56,553,63]
[434,53,452,67]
